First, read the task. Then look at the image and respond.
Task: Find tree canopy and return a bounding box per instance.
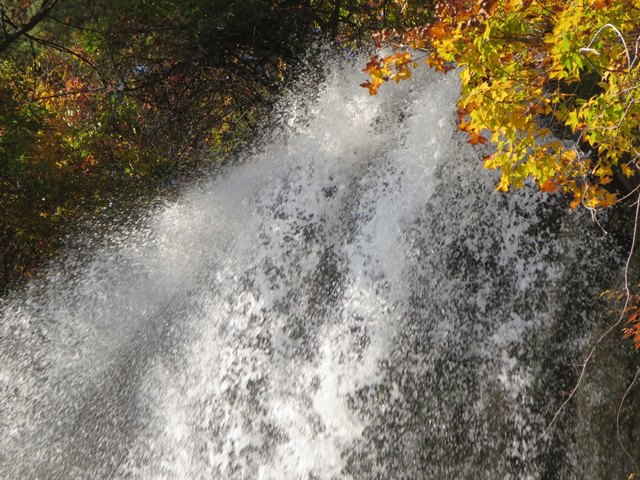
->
[363,0,640,209]
[0,0,432,290]
[361,0,640,348]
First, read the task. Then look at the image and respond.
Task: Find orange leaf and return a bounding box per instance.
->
[428,22,449,41]
[364,56,382,74]
[570,197,581,209]
[593,0,613,10]
[467,132,487,145]
[540,180,558,193]
[360,81,379,96]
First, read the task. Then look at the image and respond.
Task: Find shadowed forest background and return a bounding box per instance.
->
[0,0,433,292]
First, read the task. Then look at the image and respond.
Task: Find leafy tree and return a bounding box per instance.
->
[0,0,60,54]
[362,0,640,209]
[361,0,640,357]
[0,0,434,290]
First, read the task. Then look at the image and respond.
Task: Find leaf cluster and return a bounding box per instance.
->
[0,0,420,291]
[362,0,640,210]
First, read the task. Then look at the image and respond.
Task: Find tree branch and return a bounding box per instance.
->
[0,0,60,55]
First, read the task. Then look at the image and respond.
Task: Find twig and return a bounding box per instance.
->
[617,366,640,474]
[618,181,640,205]
[0,0,59,54]
[581,23,632,74]
[539,190,640,439]
[23,32,98,72]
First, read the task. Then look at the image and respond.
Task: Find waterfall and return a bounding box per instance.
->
[0,57,634,479]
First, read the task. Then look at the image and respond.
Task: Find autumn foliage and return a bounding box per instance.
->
[2,0,427,290]
[362,0,640,209]
[362,0,640,348]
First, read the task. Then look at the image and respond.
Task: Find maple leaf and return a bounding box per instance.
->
[360,80,379,95]
[467,131,487,145]
[540,179,558,193]
[428,22,449,40]
[570,195,581,209]
[364,56,382,74]
[592,0,613,10]
[621,163,635,177]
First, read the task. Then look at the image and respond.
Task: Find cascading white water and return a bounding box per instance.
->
[0,56,634,479]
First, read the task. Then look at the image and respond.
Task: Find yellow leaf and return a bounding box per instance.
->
[562,150,577,162]
[394,68,412,82]
[497,174,510,192]
[621,163,635,178]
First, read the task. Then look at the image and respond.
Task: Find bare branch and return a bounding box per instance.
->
[540,190,640,439]
[0,0,60,55]
[617,366,640,474]
[581,23,632,74]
